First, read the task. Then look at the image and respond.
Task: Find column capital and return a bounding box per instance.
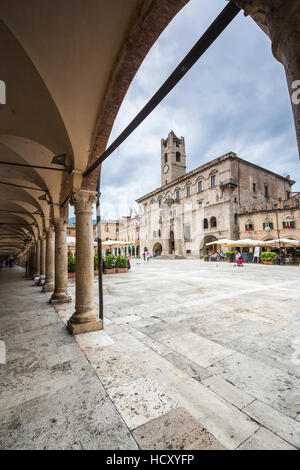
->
[46,224,55,236]
[70,189,98,215]
[53,218,68,231]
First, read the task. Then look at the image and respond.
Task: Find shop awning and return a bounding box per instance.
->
[206,238,300,248]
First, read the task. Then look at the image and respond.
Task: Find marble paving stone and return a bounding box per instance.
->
[202,375,255,410]
[82,331,147,366]
[133,407,225,450]
[154,374,260,450]
[243,400,300,449]
[138,336,173,356]
[208,352,299,419]
[162,331,233,368]
[237,427,296,450]
[108,376,177,430]
[95,353,147,389]
[113,315,142,324]
[165,351,212,382]
[0,376,137,450]
[75,331,115,349]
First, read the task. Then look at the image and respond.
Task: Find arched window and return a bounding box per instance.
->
[176,152,181,162]
[164,153,168,163]
[234,213,238,225]
[210,217,217,228]
[204,218,208,229]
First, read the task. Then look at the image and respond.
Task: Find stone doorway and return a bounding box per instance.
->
[169,231,175,254]
[200,235,218,257]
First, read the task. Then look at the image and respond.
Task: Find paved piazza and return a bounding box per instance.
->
[1,260,300,449]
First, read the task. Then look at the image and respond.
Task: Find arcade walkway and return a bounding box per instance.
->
[0,267,137,450]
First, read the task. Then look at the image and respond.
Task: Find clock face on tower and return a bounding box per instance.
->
[163,164,169,174]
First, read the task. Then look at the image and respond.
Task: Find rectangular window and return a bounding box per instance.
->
[198,201,203,208]
[264,185,269,197]
[159,199,162,207]
[184,225,191,241]
[211,175,216,187]
[283,221,295,229]
[175,190,180,200]
[197,180,203,192]
[286,191,290,199]
[253,183,256,193]
[263,222,274,230]
[186,186,191,197]
[245,223,254,231]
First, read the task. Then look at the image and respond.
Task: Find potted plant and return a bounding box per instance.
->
[226,251,234,263]
[104,254,117,274]
[115,255,127,273]
[261,252,276,265]
[204,255,209,262]
[94,253,99,274]
[68,255,76,278]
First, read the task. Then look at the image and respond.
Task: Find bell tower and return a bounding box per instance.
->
[161,131,186,186]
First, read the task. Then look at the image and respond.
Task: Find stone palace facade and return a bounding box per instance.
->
[136,131,295,258]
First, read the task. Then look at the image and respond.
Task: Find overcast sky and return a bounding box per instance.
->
[95,0,299,220]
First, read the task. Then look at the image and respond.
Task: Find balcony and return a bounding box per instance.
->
[220,178,238,189]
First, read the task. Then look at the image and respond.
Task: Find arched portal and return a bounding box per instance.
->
[153,242,162,256]
[169,231,175,254]
[200,235,218,257]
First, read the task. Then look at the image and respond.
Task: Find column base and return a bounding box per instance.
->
[50,290,72,305]
[43,282,54,293]
[67,319,103,335]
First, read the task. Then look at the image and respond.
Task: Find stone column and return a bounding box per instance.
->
[235,0,300,157]
[43,225,55,292]
[50,219,72,304]
[67,190,102,334]
[40,233,46,281]
[34,240,40,278]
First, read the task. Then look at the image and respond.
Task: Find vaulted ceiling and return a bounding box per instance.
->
[0,0,189,257]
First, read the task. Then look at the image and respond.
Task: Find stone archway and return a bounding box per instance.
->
[153,242,162,256]
[200,235,218,257]
[169,231,175,254]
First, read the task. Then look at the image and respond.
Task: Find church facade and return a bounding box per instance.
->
[136,131,294,258]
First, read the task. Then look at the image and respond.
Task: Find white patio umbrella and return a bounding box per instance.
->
[206,239,236,247]
[263,238,300,247]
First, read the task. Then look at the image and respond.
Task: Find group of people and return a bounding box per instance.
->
[143,251,150,262]
[209,250,244,266]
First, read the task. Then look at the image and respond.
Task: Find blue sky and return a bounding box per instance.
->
[97,0,299,219]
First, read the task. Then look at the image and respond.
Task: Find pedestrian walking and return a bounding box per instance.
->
[235,250,243,267]
[127,254,131,270]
